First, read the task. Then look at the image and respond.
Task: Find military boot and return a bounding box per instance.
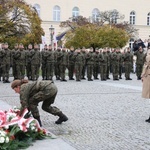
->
[145,116,150,123]
[55,113,68,124]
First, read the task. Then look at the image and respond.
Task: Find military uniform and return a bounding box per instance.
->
[26,44,33,80]
[99,51,108,81]
[2,43,11,83]
[81,48,87,79]
[54,48,62,80]
[111,51,119,80]
[134,49,145,80]
[41,47,47,80]
[57,48,68,81]
[68,47,75,80]
[124,49,133,80]
[12,80,68,126]
[30,44,41,81]
[93,50,100,79]
[74,49,84,81]
[0,47,5,81]
[86,49,94,81]
[44,48,55,80]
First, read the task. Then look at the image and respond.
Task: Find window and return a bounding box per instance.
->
[72,7,79,17]
[33,4,40,17]
[92,8,100,22]
[53,5,60,21]
[147,13,150,25]
[111,9,118,24]
[130,11,136,25]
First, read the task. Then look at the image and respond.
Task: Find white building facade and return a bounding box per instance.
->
[25,0,150,48]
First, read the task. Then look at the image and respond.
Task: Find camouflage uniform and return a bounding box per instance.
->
[68,47,75,80]
[44,48,55,80]
[19,80,68,125]
[93,50,100,79]
[74,49,84,81]
[30,44,41,81]
[57,48,68,81]
[11,44,18,80]
[99,50,108,81]
[15,44,26,79]
[111,51,120,80]
[106,49,111,79]
[41,47,47,80]
[124,49,133,80]
[0,47,5,81]
[54,48,62,80]
[26,44,33,80]
[81,48,87,79]
[86,49,94,81]
[134,49,145,80]
[2,43,11,83]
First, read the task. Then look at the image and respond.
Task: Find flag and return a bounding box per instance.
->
[56,32,67,41]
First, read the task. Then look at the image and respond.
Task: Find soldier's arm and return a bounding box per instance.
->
[19,85,29,116]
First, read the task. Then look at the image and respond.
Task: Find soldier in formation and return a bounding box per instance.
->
[0,43,146,83]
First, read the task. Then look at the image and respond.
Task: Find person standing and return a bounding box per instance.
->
[93,48,100,80]
[74,48,84,81]
[134,46,145,80]
[44,45,55,80]
[86,47,94,81]
[11,79,68,126]
[106,48,111,79]
[141,49,150,123]
[41,44,48,80]
[3,43,11,83]
[11,43,18,80]
[30,44,41,81]
[81,47,87,80]
[58,47,68,81]
[68,46,75,80]
[124,48,133,80]
[26,44,33,80]
[111,49,119,80]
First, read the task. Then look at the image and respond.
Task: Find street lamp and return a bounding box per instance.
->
[49,25,54,49]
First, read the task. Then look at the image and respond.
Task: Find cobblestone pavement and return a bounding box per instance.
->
[1,73,150,150]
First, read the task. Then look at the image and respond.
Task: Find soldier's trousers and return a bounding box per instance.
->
[26,63,31,80]
[119,64,123,77]
[28,83,61,118]
[12,63,17,79]
[31,64,40,80]
[87,64,93,80]
[93,64,99,79]
[124,63,132,79]
[4,64,10,81]
[16,64,25,79]
[55,63,60,78]
[100,65,107,80]
[41,64,46,80]
[59,64,66,80]
[46,62,54,80]
[82,65,86,78]
[68,63,75,79]
[136,64,143,78]
[112,64,119,79]
[106,65,110,78]
[75,63,83,80]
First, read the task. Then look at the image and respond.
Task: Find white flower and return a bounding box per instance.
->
[4,125,9,130]
[5,137,9,143]
[0,137,5,143]
[0,130,6,136]
[31,126,36,131]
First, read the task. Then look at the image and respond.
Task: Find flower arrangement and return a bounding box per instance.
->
[0,106,52,150]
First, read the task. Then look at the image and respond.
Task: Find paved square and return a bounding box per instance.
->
[0,74,150,150]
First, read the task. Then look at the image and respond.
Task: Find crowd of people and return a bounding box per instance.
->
[0,42,148,83]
